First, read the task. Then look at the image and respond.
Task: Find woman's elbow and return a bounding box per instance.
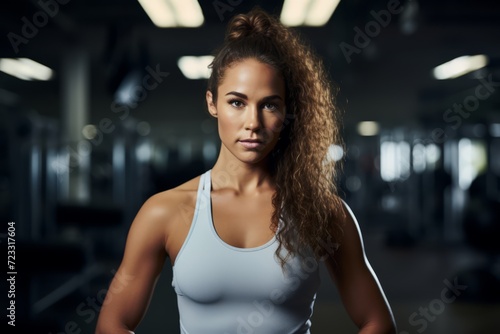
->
[95,326,134,334]
[359,318,397,334]
[95,318,135,334]
[381,321,397,334]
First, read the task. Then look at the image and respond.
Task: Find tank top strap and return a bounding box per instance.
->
[203,168,212,194]
[193,168,212,231]
[198,170,207,200]
[189,169,206,219]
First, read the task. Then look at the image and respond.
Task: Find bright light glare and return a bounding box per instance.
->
[412,143,426,173]
[138,0,204,27]
[357,121,380,136]
[381,141,398,182]
[380,141,410,182]
[169,0,204,27]
[305,0,341,26]
[136,142,152,162]
[327,144,344,161]
[177,55,214,79]
[281,0,312,26]
[82,124,97,140]
[426,143,441,166]
[138,0,175,27]
[458,138,487,190]
[432,55,489,80]
[281,0,340,26]
[0,58,53,81]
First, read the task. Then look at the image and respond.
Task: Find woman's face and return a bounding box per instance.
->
[206,58,286,165]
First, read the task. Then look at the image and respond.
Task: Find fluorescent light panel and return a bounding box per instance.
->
[433,54,489,80]
[281,0,311,26]
[177,55,214,79]
[0,58,53,81]
[305,0,341,26]
[281,0,341,27]
[169,0,204,27]
[138,0,204,27]
[357,121,380,136]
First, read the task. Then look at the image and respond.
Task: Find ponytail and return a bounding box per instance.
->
[207,6,345,268]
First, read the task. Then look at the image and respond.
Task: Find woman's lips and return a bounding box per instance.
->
[238,140,263,149]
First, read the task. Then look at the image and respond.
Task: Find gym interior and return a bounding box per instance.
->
[1,0,499,333]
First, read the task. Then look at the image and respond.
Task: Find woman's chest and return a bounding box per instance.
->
[172,242,321,305]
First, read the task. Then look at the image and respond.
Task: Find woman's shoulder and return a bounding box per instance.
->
[145,174,205,258]
[120,174,205,264]
[126,174,203,245]
[145,173,203,215]
[136,173,204,232]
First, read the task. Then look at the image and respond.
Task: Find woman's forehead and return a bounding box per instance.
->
[218,58,285,97]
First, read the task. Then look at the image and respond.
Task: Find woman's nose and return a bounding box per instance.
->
[244,106,261,131]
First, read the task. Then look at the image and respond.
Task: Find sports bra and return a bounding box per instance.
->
[171,169,321,333]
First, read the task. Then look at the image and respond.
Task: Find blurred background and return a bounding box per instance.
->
[1,0,499,333]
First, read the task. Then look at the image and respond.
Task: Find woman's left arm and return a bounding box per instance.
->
[323,199,397,334]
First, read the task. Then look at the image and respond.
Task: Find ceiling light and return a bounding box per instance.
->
[281,0,341,27]
[177,55,214,79]
[138,0,204,28]
[0,58,53,81]
[357,121,380,136]
[138,0,175,27]
[280,0,311,26]
[304,0,341,26]
[432,55,489,80]
[169,0,204,27]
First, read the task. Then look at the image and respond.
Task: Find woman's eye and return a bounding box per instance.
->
[229,100,244,108]
[263,103,277,111]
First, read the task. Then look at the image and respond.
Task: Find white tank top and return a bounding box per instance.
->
[171,169,321,333]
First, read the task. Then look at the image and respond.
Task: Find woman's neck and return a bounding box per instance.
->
[210,153,275,194]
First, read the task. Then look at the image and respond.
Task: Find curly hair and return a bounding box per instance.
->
[207,7,346,268]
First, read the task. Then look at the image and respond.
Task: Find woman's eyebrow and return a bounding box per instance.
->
[225,91,283,101]
[261,95,283,101]
[225,91,247,99]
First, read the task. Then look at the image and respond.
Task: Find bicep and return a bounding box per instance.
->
[96,195,168,332]
[324,199,395,330]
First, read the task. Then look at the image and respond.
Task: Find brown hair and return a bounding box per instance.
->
[207,7,345,267]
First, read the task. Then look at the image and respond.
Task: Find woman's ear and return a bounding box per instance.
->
[206,90,218,118]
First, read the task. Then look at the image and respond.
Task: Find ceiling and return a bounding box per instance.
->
[1,0,499,140]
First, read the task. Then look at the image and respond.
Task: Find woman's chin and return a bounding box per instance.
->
[235,153,270,165]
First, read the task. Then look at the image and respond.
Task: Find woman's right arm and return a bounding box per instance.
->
[95,193,170,334]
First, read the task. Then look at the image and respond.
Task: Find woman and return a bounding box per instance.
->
[96,7,396,334]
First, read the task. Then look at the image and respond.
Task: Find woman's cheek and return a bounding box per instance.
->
[268,118,284,136]
[218,115,238,139]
